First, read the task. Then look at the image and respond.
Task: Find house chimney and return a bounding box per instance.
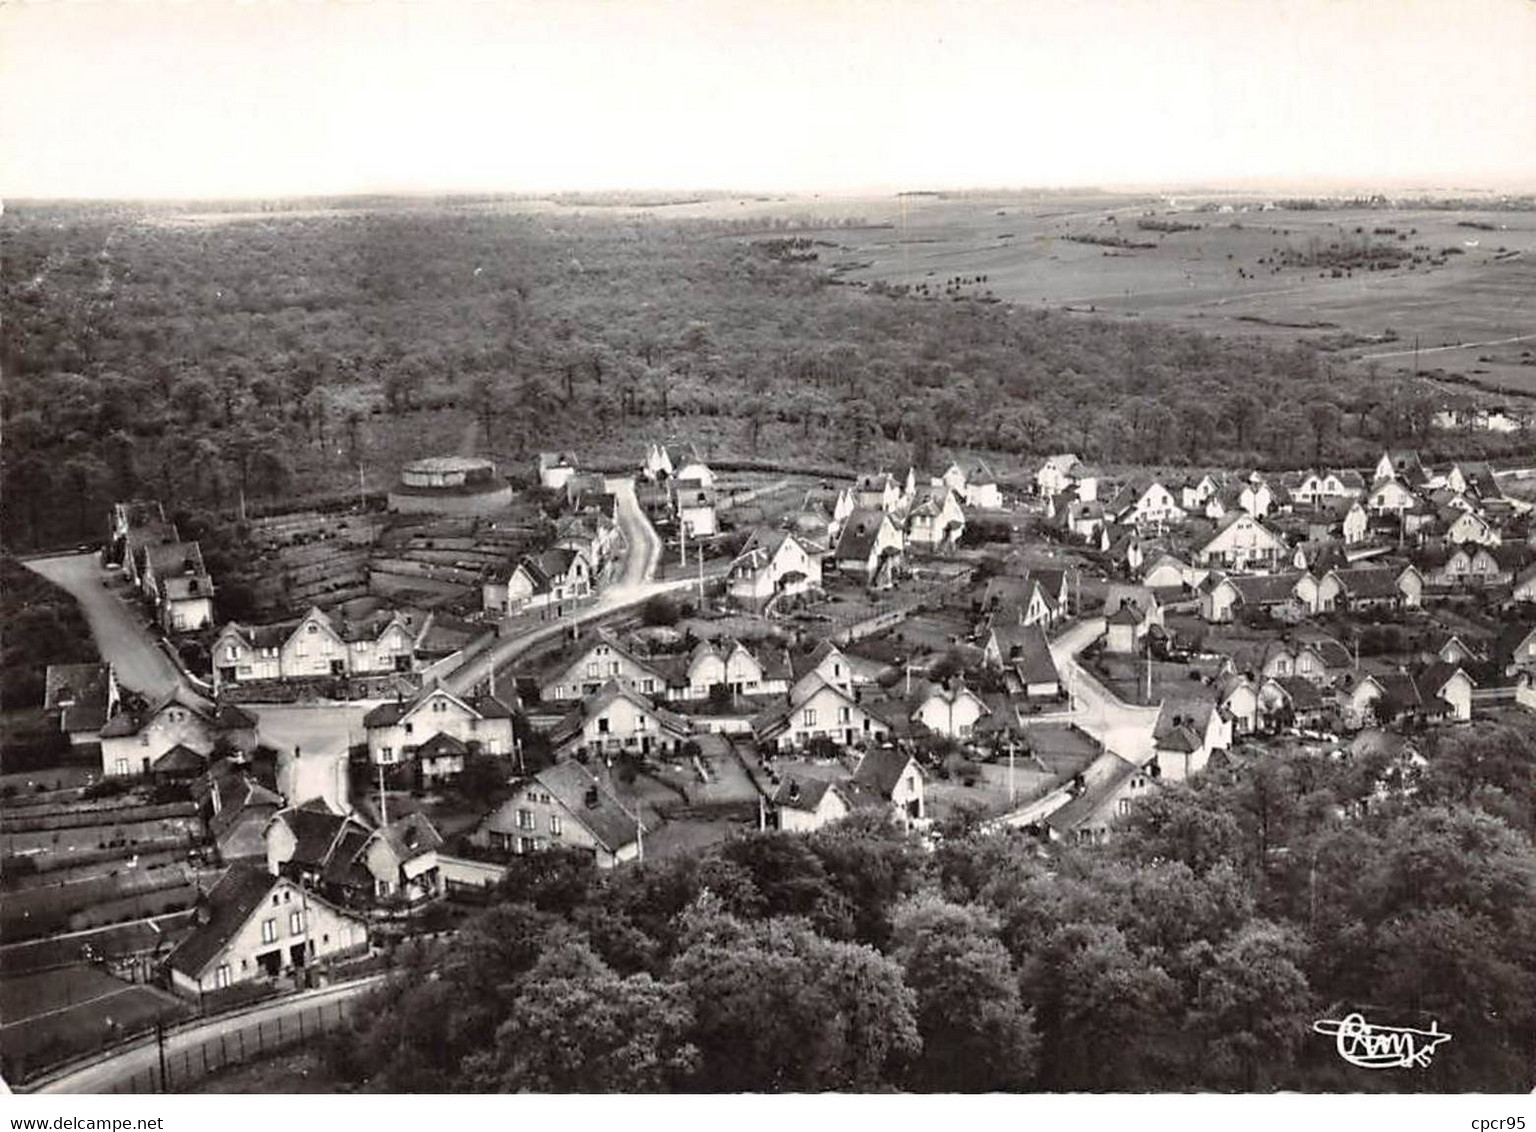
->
[788,780,801,802]
[584,785,600,808]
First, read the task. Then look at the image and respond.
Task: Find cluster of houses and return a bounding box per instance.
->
[107,501,216,633]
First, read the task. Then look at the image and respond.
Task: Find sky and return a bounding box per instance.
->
[3,0,1535,200]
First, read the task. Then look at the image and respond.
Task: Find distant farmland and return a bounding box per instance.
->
[677,191,1536,396]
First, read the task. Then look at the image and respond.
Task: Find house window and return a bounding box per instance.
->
[261,918,277,944]
[587,662,599,678]
[379,747,392,763]
[404,723,413,736]
[115,759,128,775]
[290,910,305,935]
[597,718,609,734]
[550,814,563,836]
[637,715,648,731]
[215,964,231,989]
[642,679,654,693]
[838,706,851,725]
[609,662,620,676]
[518,836,535,854]
[1117,799,1132,815]
[803,709,817,727]
[432,699,446,713]
[517,808,534,830]
[226,645,238,661]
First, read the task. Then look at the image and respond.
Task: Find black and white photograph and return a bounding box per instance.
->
[2,0,1535,1113]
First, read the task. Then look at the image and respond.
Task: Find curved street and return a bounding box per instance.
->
[24,554,185,700]
[1049,616,1161,761]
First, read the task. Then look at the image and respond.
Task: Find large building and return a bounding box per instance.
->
[388,456,514,515]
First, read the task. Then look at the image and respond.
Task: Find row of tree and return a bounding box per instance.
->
[322,723,1536,1093]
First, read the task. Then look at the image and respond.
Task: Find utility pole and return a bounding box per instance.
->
[679,517,687,568]
[1008,740,1016,805]
[156,1018,169,1092]
[378,760,387,828]
[357,463,366,514]
[697,543,705,605]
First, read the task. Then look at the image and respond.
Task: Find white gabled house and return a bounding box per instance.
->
[361,683,516,769]
[905,486,966,551]
[1194,512,1287,571]
[728,529,822,610]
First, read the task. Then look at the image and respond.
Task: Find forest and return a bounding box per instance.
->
[3,199,1518,556]
[322,724,1536,1094]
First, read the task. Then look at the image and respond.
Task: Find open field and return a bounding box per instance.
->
[666,191,1536,396]
[0,964,186,1079]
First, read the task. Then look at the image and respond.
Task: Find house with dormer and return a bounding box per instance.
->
[905,486,966,550]
[728,528,822,609]
[911,682,991,739]
[1107,479,1185,530]
[473,760,654,868]
[753,677,893,752]
[832,510,904,585]
[1193,512,1287,571]
[547,680,692,760]
[361,683,516,769]
[98,689,253,778]
[483,547,592,615]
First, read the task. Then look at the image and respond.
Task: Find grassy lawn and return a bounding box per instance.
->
[1092,653,1223,705]
[0,964,187,1078]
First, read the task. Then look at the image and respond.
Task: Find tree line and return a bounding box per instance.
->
[5,202,1525,560]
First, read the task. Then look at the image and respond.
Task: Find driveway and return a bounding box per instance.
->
[25,555,183,700]
[1049,618,1161,761]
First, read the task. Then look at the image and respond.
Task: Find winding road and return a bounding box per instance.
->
[1048,617,1161,761]
[442,475,701,696]
[24,555,185,699]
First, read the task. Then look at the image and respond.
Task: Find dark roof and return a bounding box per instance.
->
[1228,573,1303,605]
[1415,661,1473,701]
[1044,753,1142,833]
[1270,676,1326,710]
[1330,567,1402,599]
[995,622,1059,687]
[530,761,654,853]
[153,744,207,775]
[834,510,893,562]
[168,865,278,977]
[45,663,113,733]
[852,749,918,799]
[373,811,444,863]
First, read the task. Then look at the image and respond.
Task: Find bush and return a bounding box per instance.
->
[641,595,681,627]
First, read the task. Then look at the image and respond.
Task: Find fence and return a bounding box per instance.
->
[103,999,355,1094]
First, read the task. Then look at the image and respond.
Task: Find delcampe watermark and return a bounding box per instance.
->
[1313,1012,1453,1070]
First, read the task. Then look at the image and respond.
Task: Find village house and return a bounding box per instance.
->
[831,509,904,586]
[1415,662,1476,723]
[754,677,894,752]
[728,528,823,609]
[1316,565,1423,612]
[474,760,652,868]
[1342,672,1424,731]
[43,662,121,746]
[1107,479,1186,530]
[789,640,860,700]
[911,681,991,739]
[98,689,254,778]
[674,479,718,538]
[482,546,593,615]
[141,540,216,634]
[361,683,516,769]
[1152,700,1230,782]
[854,472,905,513]
[1101,585,1163,654]
[167,865,369,997]
[1256,676,1332,733]
[943,459,1004,510]
[198,761,284,863]
[213,606,429,692]
[676,638,789,701]
[1375,450,1431,490]
[554,512,623,574]
[851,748,926,822]
[1041,750,1158,844]
[537,451,580,490]
[266,801,444,908]
[1216,673,1259,734]
[1056,495,1107,542]
[981,620,1062,697]
[1199,572,1314,624]
[905,486,966,551]
[1143,552,1200,590]
[765,775,872,834]
[539,628,671,702]
[1036,454,1098,501]
[642,443,675,482]
[547,679,693,760]
[1365,477,1420,515]
[1255,635,1353,685]
[1293,469,1367,505]
[1193,512,1287,571]
[1444,509,1502,547]
[982,574,1056,627]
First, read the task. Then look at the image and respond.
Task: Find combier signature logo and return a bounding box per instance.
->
[1313,1012,1452,1069]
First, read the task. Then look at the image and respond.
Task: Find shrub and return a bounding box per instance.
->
[641,595,681,626]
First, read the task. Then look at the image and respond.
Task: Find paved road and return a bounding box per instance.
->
[30,976,385,1094]
[1049,617,1161,762]
[25,555,184,699]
